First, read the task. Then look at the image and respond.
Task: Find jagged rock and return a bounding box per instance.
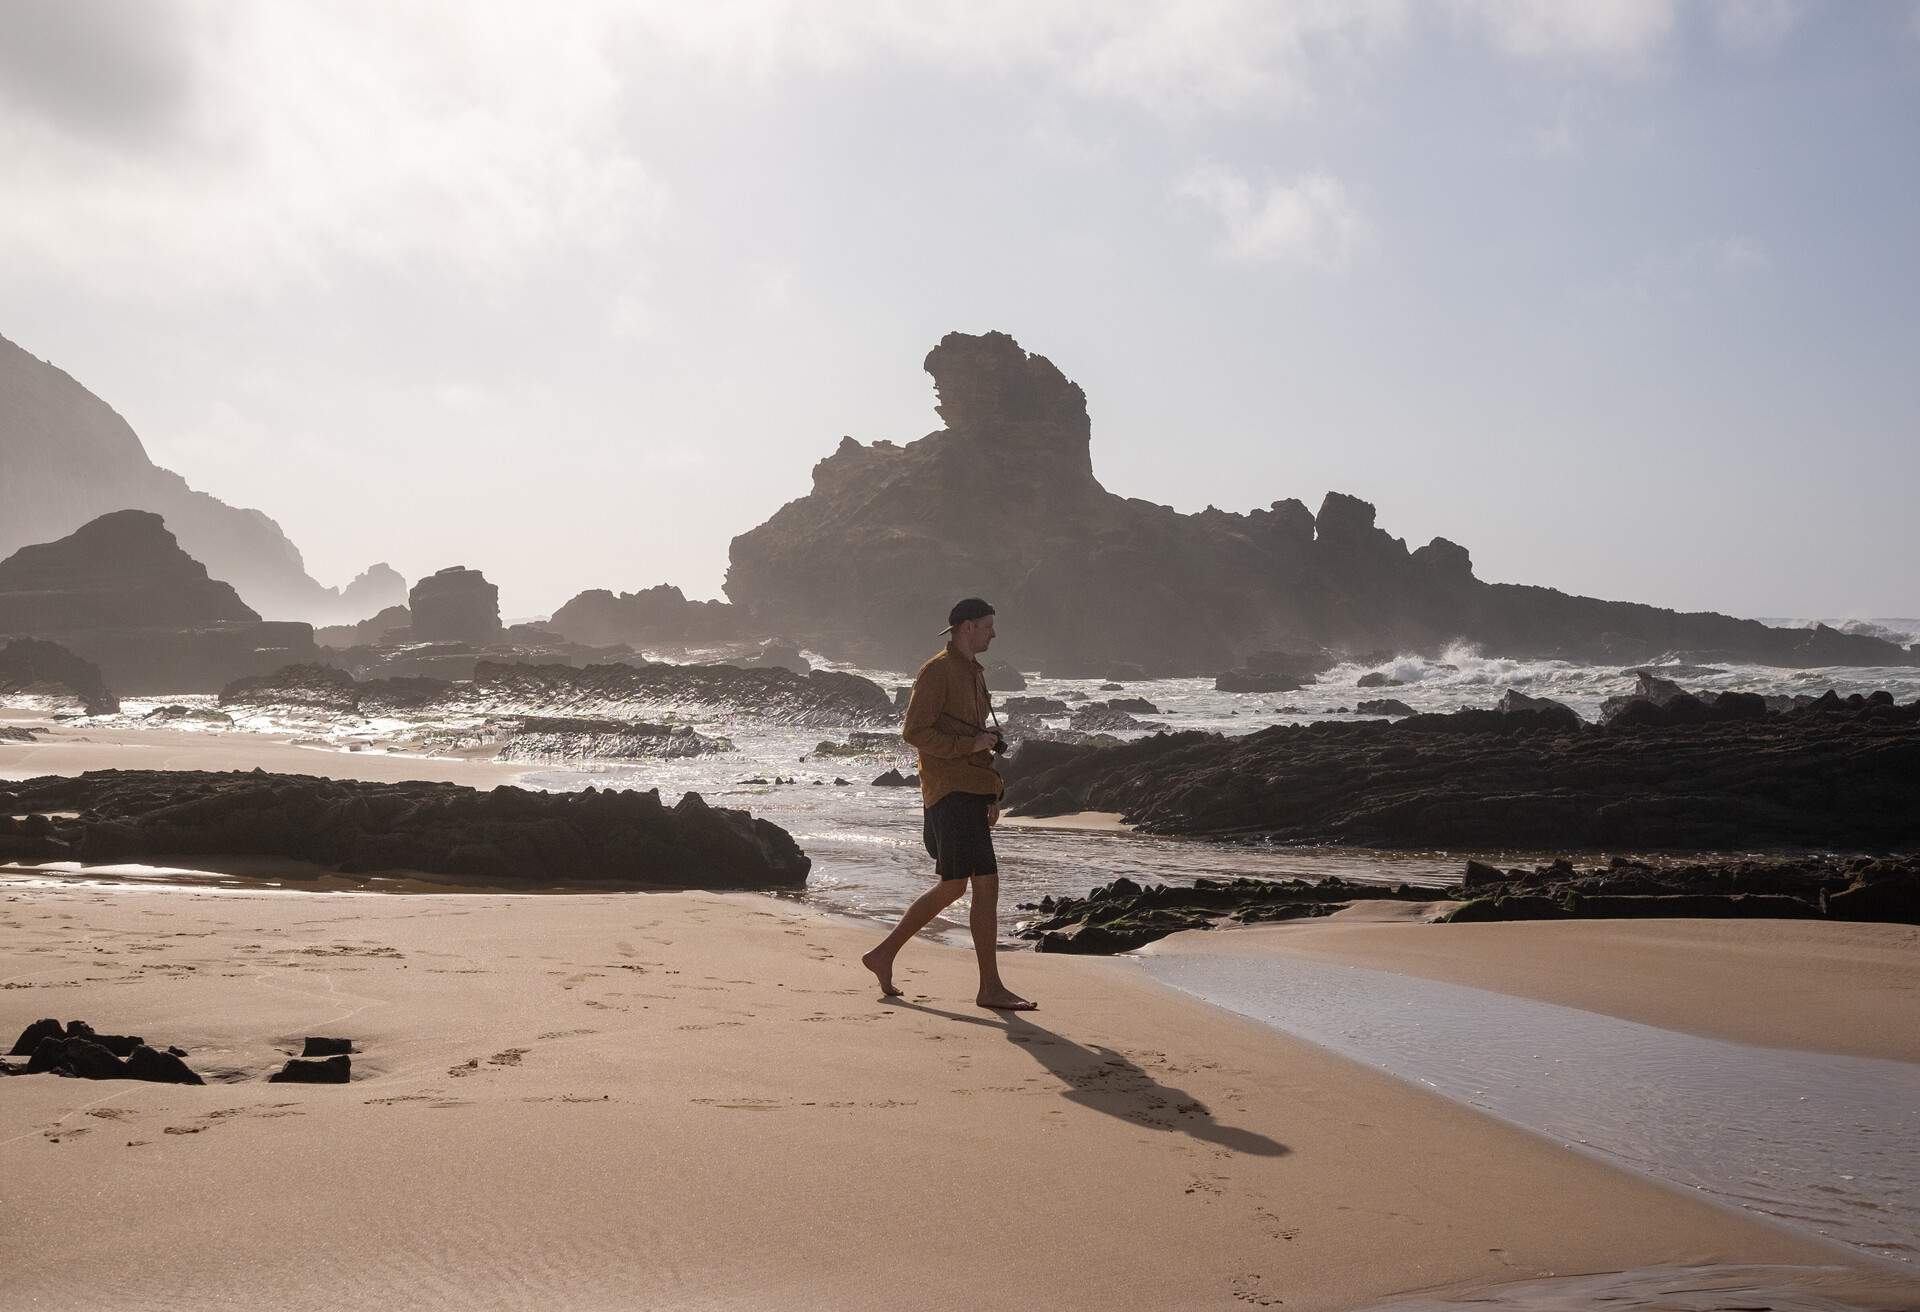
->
[219,658,894,730]
[142,704,234,725]
[337,564,407,619]
[1355,698,1416,717]
[1002,691,1920,850]
[1068,706,1168,733]
[720,330,1918,674]
[315,604,413,648]
[1019,874,1439,954]
[871,768,920,787]
[983,662,1027,691]
[1103,697,1159,714]
[493,718,732,762]
[1357,672,1403,688]
[14,1021,204,1083]
[302,1037,354,1057]
[547,584,753,649]
[8,1018,63,1056]
[409,567,501,642]
[0,637,118,714]
[270,1054,350,1084]
[734,639,809,674]
[0,768,813,889]
[1493,689,1582,728]
[0,512,317,693]
[1003,696,1069,715]
[1440,855,1920,927]
[1216,670,1300,693]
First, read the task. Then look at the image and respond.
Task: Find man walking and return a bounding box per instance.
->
[861,597,1036,1011]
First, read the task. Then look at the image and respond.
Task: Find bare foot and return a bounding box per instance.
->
[861,949,903,997]
[976,987,1037,1011]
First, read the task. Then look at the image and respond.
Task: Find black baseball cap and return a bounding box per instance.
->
[940,597,995,634]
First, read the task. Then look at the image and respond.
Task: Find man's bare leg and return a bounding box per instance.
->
[969,874,1036,1010]
[861,879,967,996]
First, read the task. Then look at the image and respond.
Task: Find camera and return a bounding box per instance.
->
[990,730,1008,755]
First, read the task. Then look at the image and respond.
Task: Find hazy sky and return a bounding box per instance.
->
[4,1,1917,620]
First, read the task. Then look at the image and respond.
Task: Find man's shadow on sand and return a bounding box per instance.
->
[882,999,1287,1157]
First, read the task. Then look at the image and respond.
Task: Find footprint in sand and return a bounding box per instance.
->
[1230,1273,1282,1307]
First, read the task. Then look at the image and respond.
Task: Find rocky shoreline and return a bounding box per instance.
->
[0,768,810,889]
[1016,854,1919,953]
[1003,685,1920,850]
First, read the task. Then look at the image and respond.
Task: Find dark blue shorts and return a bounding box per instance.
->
[923,791,998,880]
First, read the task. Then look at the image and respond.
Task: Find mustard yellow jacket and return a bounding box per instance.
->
[901,644,1004,808]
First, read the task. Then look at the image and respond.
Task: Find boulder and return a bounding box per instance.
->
[1493,689,1582,728]
[270,1054,351,1084]
[0,638,119,714]
[1355,698,1416,717]
[983,662,1027,691]
[1356,672,1403,689]
[871,768,920,787]
[408,567,501,642]
[302,1037,355,1057]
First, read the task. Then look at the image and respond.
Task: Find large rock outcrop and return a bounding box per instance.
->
[1001,689,1920,850]
[0,511,317,694]
[547,584,754,650]
[724,331,1918,675]
[409,567,501,642]
[0,769,810,889]
[0,330,391,622]
[0,638,118,714]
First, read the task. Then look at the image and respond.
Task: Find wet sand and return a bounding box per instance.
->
[1145,911,1920,1063]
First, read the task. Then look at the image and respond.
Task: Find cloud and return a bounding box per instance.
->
[1451,0,1675,71]
[0,0,196,145]
[1711,234,1773,275]
[1709,0,1804,52]
[1177,165,1368,270]
[626,0,1413,116]
[0,4,661,297]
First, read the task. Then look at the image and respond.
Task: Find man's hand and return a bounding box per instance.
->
[988,804,1002,827]
[971,732,999,753]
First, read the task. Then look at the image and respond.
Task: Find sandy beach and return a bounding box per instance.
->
[6,722,1918,1309]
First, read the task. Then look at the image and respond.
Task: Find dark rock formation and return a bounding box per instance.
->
[1493,689,1581,728]
[1441,854,1918,926]
[492,717,732,762]
[1003,696,1070,716]
[1017,875,1440,953]
[0,512,318,693]
[8,1020,203,1083]
[1355,698,1416,717]
[1357,672,1403,688]
[316,604,413,649]
[547,584,753,649]
[302,1037,354,1057]
[871,768,920,787]
[0,768,811,889]
[409,567,501,642]
[1067,706,1168,733]
[723,330,1918,675]
[0,330,389,621]
[0,637,118,714]
[217,658,894,734]
[1002,689,1920,850]
[270,1054,351,1084]
[983,662,1027,691]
